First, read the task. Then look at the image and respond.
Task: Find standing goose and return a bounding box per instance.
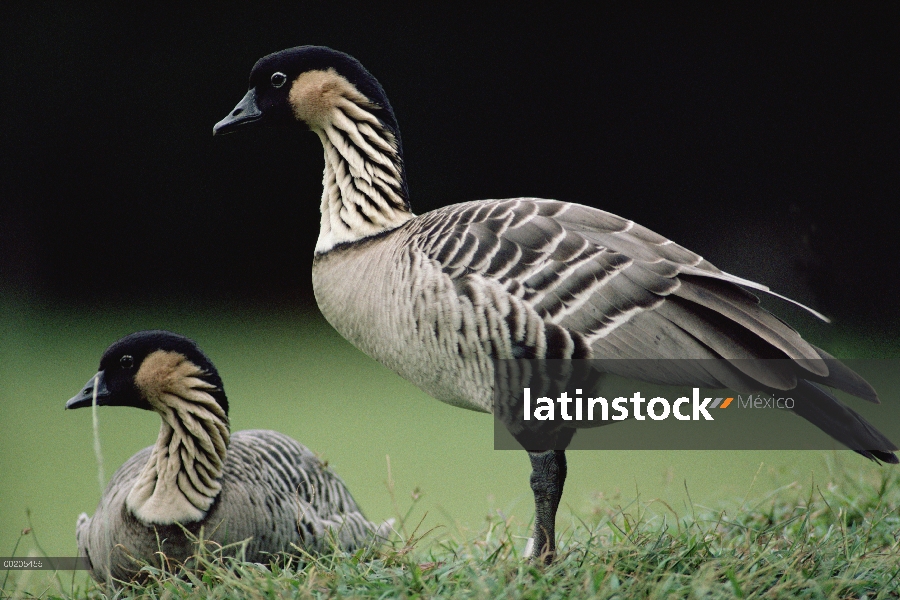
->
[213,46,897,562]
[67,330,389,584]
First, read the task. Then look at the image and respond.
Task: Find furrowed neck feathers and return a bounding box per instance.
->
[289,69,413,253]
[125,351,230,525]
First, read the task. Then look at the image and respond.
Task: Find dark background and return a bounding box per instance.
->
[2,3,897,326]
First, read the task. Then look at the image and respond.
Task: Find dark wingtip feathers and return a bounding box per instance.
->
[863,449,899,465]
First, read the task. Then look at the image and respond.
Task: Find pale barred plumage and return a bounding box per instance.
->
[67,331,389,585]
[214,46,897,561]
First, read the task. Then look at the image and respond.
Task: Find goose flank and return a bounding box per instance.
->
[67,330,390,584]
[213,46,897,562]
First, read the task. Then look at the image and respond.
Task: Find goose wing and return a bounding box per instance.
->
[411,198,876,400]
[224,430,388,551]
[407,198,896,461]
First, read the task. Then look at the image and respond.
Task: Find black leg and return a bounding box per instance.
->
[527,449,567,564]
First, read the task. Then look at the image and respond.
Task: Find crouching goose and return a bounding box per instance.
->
[67,330,389,584]
[213,46,898,562]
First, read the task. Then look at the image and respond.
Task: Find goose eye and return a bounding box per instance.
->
[271,72,287,88]
[120,355,134,369]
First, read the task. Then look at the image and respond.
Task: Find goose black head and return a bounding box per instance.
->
[213,45,401,143]
[66,330,228,415]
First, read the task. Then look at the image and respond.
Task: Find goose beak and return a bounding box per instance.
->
[66,371,111,409]
[213,89,263,135]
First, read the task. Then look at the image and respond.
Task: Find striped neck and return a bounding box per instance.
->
[125,380,230,525]
[313,100,413,253]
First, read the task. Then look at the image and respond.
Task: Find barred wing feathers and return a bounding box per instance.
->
[410,198,878,402]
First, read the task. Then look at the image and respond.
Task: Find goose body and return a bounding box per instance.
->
[214,46,897,561]
[313,210,497,412]
[67,331,387,584]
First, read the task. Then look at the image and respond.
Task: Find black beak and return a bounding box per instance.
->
[66,371,111,409]
[213,88,263,135]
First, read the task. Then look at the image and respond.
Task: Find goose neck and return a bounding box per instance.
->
[313,106,413,253]
[125,390,230,525]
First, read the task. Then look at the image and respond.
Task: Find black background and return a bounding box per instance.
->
[3,3,897,325]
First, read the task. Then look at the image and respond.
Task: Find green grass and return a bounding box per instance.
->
[4,462,899,598]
